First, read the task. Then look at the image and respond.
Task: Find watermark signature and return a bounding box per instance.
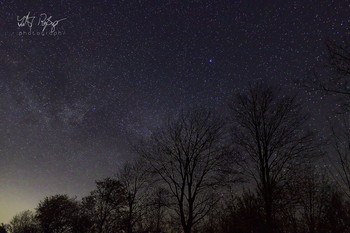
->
[17,12,67,36]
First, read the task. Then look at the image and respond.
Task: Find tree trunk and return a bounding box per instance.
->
[183,225,192,233]
[127,203,133,233]
[264,191,274,233]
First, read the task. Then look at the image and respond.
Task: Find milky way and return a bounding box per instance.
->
[0,0,349,222]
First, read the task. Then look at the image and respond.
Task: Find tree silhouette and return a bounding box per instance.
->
[319,190,350,233]
[306,39,350,200]
[307,39,350,112]
[36,195,80,233]
[81,178,126,233]
[143,187,170,233]
[330,114,350,199]
[229,85,317,233]
[118,159,149,233]
[0,224,7,233]
[137,109,235,233]
[295,168,331,233]
[8,210,39,233]
[217,191,265,233]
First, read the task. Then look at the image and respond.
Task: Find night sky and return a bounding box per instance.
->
[0,0,349,222]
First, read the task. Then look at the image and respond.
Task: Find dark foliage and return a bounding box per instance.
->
[36,195,80,233]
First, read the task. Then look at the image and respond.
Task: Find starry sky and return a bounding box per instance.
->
[0,0,349,222]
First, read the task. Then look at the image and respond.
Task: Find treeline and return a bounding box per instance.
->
[1,40,350,233]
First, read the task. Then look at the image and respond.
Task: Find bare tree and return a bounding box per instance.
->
[143,187,170,233]
[118,159,149,233]
[305,39,350,199]
[81,178,126,233]
[229,85,317,233]
[137,109,234,233]
[330,114,350,198]
[297,168,330,233]
[306,39,350,112]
